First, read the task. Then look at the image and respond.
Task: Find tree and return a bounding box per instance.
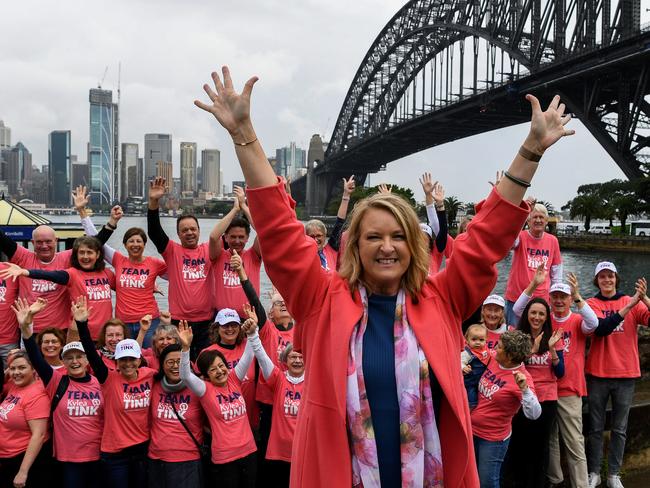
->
[564,193,602,231]
[444,196,462,227]
[326,184,417,215]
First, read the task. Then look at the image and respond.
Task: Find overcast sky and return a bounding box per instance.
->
[2,0,647,209]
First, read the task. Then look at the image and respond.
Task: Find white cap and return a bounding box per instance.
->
[114,339,141,360]
[594,261,617,276]
[549,283,571,295]
[419,223,433,238]
[483,295,505,308]
[215,308,241,326]
[62,341,85,357]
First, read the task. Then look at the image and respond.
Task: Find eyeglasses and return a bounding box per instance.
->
[272,301,286,308]
[218,323,240,329]
[164,359,181,367]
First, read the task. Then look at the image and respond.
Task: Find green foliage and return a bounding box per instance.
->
[444,196,462,226]
[326,185,417,216]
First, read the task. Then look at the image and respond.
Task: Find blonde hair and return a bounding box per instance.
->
[338,193,429,299]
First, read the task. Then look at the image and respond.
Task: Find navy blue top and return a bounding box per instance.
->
[362,293,401,487]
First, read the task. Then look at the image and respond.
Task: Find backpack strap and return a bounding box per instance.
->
[50,375,70,414]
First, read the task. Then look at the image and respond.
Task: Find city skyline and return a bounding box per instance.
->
[1,1,648,208]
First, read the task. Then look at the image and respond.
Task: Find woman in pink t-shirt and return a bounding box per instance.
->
[140,314,180,372]
[0,236,115,339]
[0,350,51,488]
[91,318,130,371]
[179,306,274,488]
[14,297,104,487]
[36,327,65,370]
[148,342,204,486]
[502,297,564,488]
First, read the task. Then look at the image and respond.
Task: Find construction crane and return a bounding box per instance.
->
[98,66,108,89]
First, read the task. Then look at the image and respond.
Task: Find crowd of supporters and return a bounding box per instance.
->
[0,70,647,488]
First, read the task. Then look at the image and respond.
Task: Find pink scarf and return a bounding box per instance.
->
[346,287,444,487]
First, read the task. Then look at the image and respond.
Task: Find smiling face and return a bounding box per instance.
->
[306,224,327,251]
[225,226,249,254]
[550,291,571,317]
[481,304,505,330]
[596,270,617,297]
[9,357,35,387]
[269,293,291,325]
[178,217,199,249]
[358,208,410,296]
[124,234,145,260]
[104,325,125,353]
[527,303,547,333]
[154,331,178,355]
[285,351,304,377]
[63,351,89,378]
[117,357,141,380]
[163,351,181,383]
[208,356,229,387]
[32,226,58,262]
[76,245,99,271]
[528,210,548,237]
[218,321,241,345]
[40,333,63,360]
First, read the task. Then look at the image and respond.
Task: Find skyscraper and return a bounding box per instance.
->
[275,142,306,179]
[156,161,173,188]
[88,88,118,205]
[144,134,172,194]
[0,121,10,149]
[121,143,140,199]
[2,142,32,197]
[48,130,71,206]
[201,149,220,194]
[180,142,197,195]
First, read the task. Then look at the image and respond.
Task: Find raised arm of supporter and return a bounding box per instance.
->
[0,262,70,285]
[567,273,598,333]
[232,250,267,328]
[147,177,170,253]
[235,186,262,258]
[549,328,565,378]
[209,196,240,261]
[78,204,119,265]
[73,184,90,218]
[178,321,207,397]
[66,317,80,343]
[236,304,274,381]
[515,371,542,420]
[14,418,48,488]
[513,263,546,320]
[434,184,448,253]
[328,176,355,252]
[195,69,330,324]
[436,95,574,328]
[136,314,153,347]
[13,298,54,385]
[73,296,108,383]
[0,228,18,259]
[594,278,646,336]
[419,172,440,236]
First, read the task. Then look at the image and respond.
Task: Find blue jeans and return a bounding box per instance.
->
[147,458,203,487]
[473,435,510,488]
[61,461,102,488]
[505,300,518,328]
[125,318,159,349]
[101,442,149,486]
[586,376,636,475]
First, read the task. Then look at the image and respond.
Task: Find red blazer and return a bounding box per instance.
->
[247,179,528,488]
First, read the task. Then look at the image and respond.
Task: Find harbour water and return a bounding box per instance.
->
[52,214,650,312]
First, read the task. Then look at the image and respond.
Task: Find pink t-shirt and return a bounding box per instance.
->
[201,342,257,427]
[0,265,20,345]
[213,248,261,318]
[257,324,294,404]
[112,253,167,323]
[148,382,204,462]
[0,381,51,458]
[552,313,588,397]
[162,241,215,322]
[504,231,561,302]
[485,325,513,350]
[47,370,103,462]
[100,367,156,453]
[66,268,115,340]
[586,295,650,378]
[266,369,303,462]
[524,341,564,402]
[471,362,535,442]
[141,348,158,371]
[12,246,72,332]
[429,236,454,275]
[200,375,256,464]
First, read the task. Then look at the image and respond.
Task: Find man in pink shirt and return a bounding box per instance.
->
[504,203,563,325]
[0,225,72,336]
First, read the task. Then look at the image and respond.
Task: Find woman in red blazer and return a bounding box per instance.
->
[194,66,574,487]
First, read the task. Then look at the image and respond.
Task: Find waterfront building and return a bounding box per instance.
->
[275,142,306,179]
[88,88,118,205]
[144,134,172,194]
[201,149,220,194]
[180,142,198,195]
[121,143,141,199]
[156,161,173,188]
[1,142,32,198]
[48,130,71,206]
[0,121,10,149]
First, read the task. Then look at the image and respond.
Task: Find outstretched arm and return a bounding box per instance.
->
[209,198,239,261]
[0,263,69,285]
[13,298,53,385]
[178,321,206,397]
[73,296,108,383]
[147,177,170,254]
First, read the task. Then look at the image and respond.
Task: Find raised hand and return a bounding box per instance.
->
[233,186,246,209]
[532,262,548,288]
[567,272,580,300]
[230,249,243,272]
[29,297,48,316]
[531,333,543,354]
[377,184,392,194]
[149,177,167,202]
[194,66,258,138]
[433,182,445,207]
[632,277,647,303]
[71,295,91,323]
[548,328,564,350]
[159,310,172,326]
[139,314,153,332]
[109,205,124,226]
[513,371,528,391]
[177,320,193,351]
[0,262,28,282]
[342,176,356,196]
[11,298,35,331]
[72,185,89,210]
[489,171,504,188]
[241,303,258,336]
[419,172,436,196]
[525,94,575,155]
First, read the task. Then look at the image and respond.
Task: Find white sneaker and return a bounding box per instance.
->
[588,472,602,488]
[607,474,624,488]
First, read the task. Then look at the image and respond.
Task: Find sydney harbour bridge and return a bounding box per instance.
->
[291,0,650,214]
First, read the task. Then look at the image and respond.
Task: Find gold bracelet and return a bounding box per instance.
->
[518,146,543,162]
[234,137,258,147]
